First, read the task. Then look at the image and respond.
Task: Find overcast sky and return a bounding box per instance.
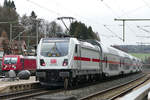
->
[1,0,150,45]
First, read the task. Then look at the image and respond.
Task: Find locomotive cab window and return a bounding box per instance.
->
[40,41,69,57]
[4,57,18,64]
[11,57,18,64]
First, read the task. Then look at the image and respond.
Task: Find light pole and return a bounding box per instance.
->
[36,20,38,47]
[10,24,12,42]
[30,18,43,47]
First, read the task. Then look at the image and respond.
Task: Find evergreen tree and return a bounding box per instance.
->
[69,21,100,41]
[29,11,37,46]
[0,2,19,39]
[8,0,11,7]
[30,11,37,19]
[3,0,16,10]
[10,1,16,10]
[70,21,78,36]
[4,0,8,8]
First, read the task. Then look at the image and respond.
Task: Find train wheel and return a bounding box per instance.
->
[71,78,78,88]
[64,78,68,90]
[69,79,74,88]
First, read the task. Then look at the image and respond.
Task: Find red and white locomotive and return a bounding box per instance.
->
[2,55,36,75]
[36,38,142,87]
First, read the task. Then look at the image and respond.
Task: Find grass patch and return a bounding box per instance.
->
[130,53,150,60]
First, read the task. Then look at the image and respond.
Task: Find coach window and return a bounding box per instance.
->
[124,58,130,70]
[109,64,118,70]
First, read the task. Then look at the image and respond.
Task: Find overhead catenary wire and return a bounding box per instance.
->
[136,36,150,38]
[97,0,126,41]
[137,25,150,33]
[142,25,150,27]
[115,1,138,34]
[114,0,150,39]
[140,0,150,40]
[26,0,61,16]
[103,24,123,38]
[26,0,103,33]
[119,5,146,17]
[142,0,150,8]
[99,0,150,43]
[103,25,123,40]
[100,0,120,18]
[26,0,148,43]
[99,0,138,42]
[100,34,115,38]
[27,0,100,26]
[116,2,150,36]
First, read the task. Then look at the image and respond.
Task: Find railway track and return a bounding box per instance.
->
[28,73,146,100]
[0,73,146,100]
[79,73,149,100]
[0,87,63,100]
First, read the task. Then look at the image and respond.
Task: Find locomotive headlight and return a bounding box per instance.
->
[62,59,68,66]
[12,65,16,69]
[40,59,46,66]
[14,66,16,69]
[3,65,5,68]
[4,65,7,68]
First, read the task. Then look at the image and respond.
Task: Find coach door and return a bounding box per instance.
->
[75,44,81,69]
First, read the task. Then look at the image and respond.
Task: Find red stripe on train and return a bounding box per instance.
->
[74,56,138,66]
[107,61,120,64]
[92,59,100,62]
[74,56,81,60]
[74,57,91,61]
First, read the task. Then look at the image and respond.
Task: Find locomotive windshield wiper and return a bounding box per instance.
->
[48,43,60,57]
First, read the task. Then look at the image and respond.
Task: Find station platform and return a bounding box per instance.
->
[0,76,39,94]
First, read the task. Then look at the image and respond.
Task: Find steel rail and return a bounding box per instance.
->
[0,88,43,99]
[79,74,147,100]
[9,89,63,100]
[0,87,63,100]
[109,75,150,100]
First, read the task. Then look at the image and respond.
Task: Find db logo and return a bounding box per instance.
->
[51,59,57,64]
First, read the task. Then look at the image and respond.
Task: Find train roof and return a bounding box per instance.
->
[3,55,36,59]
[97,41,134,58]
[41,38,70,42]
[4,55,23,57]
[39,38,141,61]
[99,42,121,56]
